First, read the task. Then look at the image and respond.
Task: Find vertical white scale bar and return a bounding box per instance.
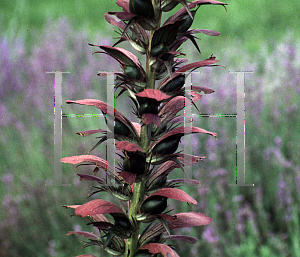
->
[184,73,193,179]
[229,71,254,186]
[107,73,115,186]
[46,71,71,186]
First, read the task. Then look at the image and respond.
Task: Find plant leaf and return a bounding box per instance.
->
[76,129,106,137]
[119,171,136,185]
[88,221,113,230]
[105,13,126,30]
[168,178,200,186]
[77,173,106,184]
[165,0,227,25]
[115,11,137,20]
[116,141,144,152]
[149,188,197,204]
[176,153,206,165]
[67,231,99,239]
[151,21,183,47]
[62,205,80,209]
[116,0,130,12]
[136,89,171,102]
[75,199,125,216]
[141,243,180,257]
[131,122,141,136]
[149,126,217,150]
[190,91,203,103]
[99,45,142,68]
[191,85,215,94]
[160,211,213,229]
[176,56,220,73]
[90,214,110,223]
[141,113,161,126]
[163,234,198,244]
[60,155,114,174]
[191,29,220,36]
[66,99,139,138]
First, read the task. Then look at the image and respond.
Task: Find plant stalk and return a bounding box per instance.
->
[125,4,162,256]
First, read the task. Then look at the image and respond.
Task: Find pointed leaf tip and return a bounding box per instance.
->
[66,231,98,239]
[75,199,124,217]
[149,188,197,204]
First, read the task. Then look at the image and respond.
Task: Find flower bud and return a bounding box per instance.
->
[138,101,159,116]
[161,75,185,93]
[151,43,170,57]
[129,0,155,19]
[123,151,146,175]
[124,65,142,80]
[152,135,181,155]
[178,10,197,33]
[140,195,168,214]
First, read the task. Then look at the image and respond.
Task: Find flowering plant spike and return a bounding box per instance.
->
[62,0,227,256]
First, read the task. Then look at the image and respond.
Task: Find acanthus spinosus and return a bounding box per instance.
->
[61,0,227,256]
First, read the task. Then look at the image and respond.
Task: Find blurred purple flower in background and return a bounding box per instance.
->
[1,173,14,184]
[202,225,219,244]
[277,175,294,221]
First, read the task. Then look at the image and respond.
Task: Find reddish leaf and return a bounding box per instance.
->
[105,13,126,30]
[136,89,171,102]
[67,231,98,239]
[165,235,198,244]
[141,113,161,126]
[62,205,80,209]
[141,243,180,257]
[99,45,143,69]
[76,129,106,137]
[190,91,203,103]
[169,178,200,186]
[115,11,136,20]
[160,211,213,229]
[149,188,197,205]
[176,153,206,165]
[176,56,220,73]
[131,122,141,136]
[159,96,185,118]
[90,214,110,223]
[60,155,114,174]
[63,205,109,222]
[66,99,139,138]
[116,141,144,152]
[191,85,215,94]
[77,174,106,184]
[169,116,185,125]
[88,221,113,229]
[148,160,181,183]
[191,0,227,8]
[149,126,217,150]
[119,171,136,185]
[116,0,130,12]
[75,199,124,217]
[192,29,220,36]
[165,0,227,25]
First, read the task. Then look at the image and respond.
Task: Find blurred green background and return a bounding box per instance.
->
[1,0,300,256]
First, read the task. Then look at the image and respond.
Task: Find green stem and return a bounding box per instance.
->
[125,4,162,256]
[125,179,145,257]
